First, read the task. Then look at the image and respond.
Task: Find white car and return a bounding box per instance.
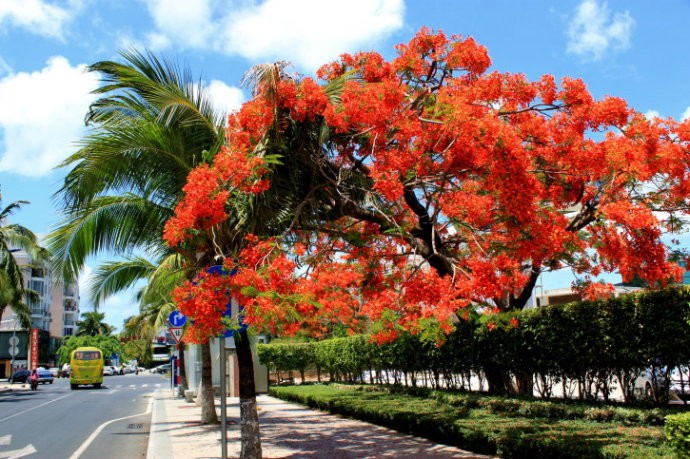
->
[635,366,690,402]
[102,366,114,376]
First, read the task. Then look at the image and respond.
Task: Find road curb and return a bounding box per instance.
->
[146,389,174,459]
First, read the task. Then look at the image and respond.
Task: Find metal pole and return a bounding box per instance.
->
[10,318,17,373]
[220,338,227,458]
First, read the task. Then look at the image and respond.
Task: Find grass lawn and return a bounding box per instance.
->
[269,383,679,458]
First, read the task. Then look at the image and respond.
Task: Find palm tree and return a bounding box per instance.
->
[75,311,113,336]
[47,50,226,425]
[90,254,187,382]
[0,195,49,328]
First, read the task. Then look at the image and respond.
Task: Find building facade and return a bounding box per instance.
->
[0,250,80,375]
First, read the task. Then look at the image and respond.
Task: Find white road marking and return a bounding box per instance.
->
[0,393,73,423]
[68,397,153,459]
[0,436,10,446]
[1,443,36,459]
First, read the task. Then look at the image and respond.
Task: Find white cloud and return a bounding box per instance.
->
[77,264,139,332]
[144,0,215,50]
[0,0,78,40]
[0,56,99,177]
[0,56,11,77]
[143,0,404,71]
[566,0,634,62]
[682,107,690,121]
[207,79,245,119]
[77,264,93,303]
[100,293,139,333]
[644,110,661,120]
[221,0,405,70]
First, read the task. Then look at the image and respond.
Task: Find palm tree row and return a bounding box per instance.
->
[48,50,226,424]
[0,195,48,329]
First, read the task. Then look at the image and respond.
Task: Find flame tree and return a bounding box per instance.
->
[165,28,690,455]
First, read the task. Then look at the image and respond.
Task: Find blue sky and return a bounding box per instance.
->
[1,0,689,329]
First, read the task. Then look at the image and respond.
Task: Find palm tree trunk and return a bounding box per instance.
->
[236,330,262,459]
[199,342,218,424]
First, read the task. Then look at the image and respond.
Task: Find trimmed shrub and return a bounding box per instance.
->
[665,411,690,457]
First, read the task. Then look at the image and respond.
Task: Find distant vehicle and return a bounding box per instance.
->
[102,366,114,376]
[37,369,54,384]
[635,366,690,402]
[9,370,30,384]
[48,367,60,378]
[154,363,171,374]
[151,343,171,364]
[122,364,135,374]
[70,347,104,389]
[60,363,71,378]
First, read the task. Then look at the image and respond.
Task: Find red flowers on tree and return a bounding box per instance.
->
[165,27,690,343]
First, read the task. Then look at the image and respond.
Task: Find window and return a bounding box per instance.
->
[74,351,101,360]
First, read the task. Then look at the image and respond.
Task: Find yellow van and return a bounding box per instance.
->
[70,347,104,389]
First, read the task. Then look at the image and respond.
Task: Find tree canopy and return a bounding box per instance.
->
[165,28,690,343]
[75,311,115,336]
[56,334,123,365]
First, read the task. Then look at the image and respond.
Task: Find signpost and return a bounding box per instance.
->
[168,327,184,344]
[168,311,186,392]
[30,328,38,370]
[168,311,186,327]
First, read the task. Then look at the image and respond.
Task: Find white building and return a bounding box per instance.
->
[0,250,80,337]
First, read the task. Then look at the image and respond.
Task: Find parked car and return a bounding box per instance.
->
[102,366,114,376]
[9,369,30,384]
[37,369,54,384]
[154,363,171,374]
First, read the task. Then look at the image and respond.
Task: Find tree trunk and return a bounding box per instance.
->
[199,342,218,424]
[484,364,512,395]
[179,343,187,391]
[236,330,262,459]
[515,370,534,397]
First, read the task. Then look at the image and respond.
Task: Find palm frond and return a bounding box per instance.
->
[88,256,160,306]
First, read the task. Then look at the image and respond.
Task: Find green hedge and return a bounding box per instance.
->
[270,384,676,458]
[258,287,690,403]
[665,412,690,457]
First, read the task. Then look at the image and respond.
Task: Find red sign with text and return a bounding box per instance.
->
[30,328,39,370]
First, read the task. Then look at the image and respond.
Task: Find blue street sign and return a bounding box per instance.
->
[221,302,247,337]
[169,311,186,327]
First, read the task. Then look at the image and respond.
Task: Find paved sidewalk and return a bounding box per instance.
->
[0,378,28,393]
[147,390,494,459]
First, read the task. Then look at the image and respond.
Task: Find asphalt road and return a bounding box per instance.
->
[0,373,170,458]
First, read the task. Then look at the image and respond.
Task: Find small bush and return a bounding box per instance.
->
[665,412,690,457]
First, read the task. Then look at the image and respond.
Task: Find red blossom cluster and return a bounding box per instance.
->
[166,28,690,342]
